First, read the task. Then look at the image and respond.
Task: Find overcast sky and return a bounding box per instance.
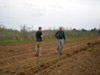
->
[0,0,100,30]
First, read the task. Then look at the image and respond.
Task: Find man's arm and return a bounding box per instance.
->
[63,31,66,40]
[36,32,38,41]
[55,31,58,39]
[36,32,38,38]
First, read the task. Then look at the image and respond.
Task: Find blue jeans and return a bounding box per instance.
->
[57,39,64,55]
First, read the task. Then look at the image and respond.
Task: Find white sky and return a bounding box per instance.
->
[0,0,100,30]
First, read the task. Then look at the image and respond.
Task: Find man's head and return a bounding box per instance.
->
[38,27,42,31]
[59,27,62,31]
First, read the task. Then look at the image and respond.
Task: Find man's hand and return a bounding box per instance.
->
[57,34,59,36]
[41,33,45,38]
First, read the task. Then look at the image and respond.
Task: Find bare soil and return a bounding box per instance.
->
[0,36,100,75]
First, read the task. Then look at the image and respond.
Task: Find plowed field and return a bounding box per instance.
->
[0,36,100,75]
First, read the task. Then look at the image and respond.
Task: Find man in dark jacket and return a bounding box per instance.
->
[55,27,66,55]
[35,27,44,57]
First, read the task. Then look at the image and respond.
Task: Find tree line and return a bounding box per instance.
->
[0,25,100,40]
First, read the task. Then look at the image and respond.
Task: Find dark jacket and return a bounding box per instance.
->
[36,31,42,42]
[55,31,66,40]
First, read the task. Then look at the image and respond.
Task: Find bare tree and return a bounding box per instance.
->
[20,25,28,39]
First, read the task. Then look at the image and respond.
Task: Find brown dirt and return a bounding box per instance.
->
[0,36,100,75]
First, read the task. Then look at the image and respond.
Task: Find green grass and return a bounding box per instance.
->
[43,35,82,40]
[0,38,35,44]
[0,35,86,44]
